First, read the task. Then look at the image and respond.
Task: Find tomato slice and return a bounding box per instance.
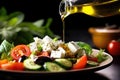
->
[0,59,9,68]
[37,51,50,57]
[72,55,87,70]
[1,62,24,70]
[11,44,31,61]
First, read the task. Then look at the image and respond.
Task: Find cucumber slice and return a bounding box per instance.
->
[87,60,99,67]
[54,58,72,69]
[67,58,77,64]
[44,62,66,72]
[23,58,41,70]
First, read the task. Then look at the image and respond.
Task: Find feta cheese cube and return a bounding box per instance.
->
[29,42,38,52]
[50,50,65,58]
[33,37,42,44]
[58,47,66,54]
[67,41,80,55]
[42,43,53,52]
[50,47,66,58]
[42,35,52,43]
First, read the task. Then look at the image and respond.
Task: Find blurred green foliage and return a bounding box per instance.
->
[0,7,60,45]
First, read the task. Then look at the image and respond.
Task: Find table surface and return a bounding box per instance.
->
[0,29,120,80]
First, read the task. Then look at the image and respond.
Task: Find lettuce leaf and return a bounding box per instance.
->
[0,40,14,60]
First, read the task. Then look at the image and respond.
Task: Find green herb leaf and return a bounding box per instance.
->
[33,19,44,27]
[0,7,7,21]
[0,40,14,60]
[7,12,24,26]
[77,41,92,55]
[97,49,108,62]
[0,40,14,54]
[0,7,7,15]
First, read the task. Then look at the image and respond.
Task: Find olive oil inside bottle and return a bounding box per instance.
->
[60,0,120,42]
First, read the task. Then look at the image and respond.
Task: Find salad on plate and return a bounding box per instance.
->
[0,35,109,72]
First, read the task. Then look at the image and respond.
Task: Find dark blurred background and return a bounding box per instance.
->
[0,0,120,46]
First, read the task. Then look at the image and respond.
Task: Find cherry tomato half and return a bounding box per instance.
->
[107,40,120,56]
[11,44,31,61]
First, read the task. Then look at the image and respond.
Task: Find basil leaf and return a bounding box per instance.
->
[0,7,7,16]
[0,40,14,54]
[77,41,92,55]
[13,31,34,45]
[7,12,24,26]
[0,7,7,21]
[33,19,44,27]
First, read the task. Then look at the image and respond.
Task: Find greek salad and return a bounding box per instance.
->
[0,35,108,72]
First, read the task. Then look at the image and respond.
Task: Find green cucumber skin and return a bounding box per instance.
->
[54,59,73,69]
[23,58,42,71]
[44,62,66,72]
[87,60,99,67]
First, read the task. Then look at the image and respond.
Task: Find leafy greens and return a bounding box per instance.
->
[0,7,60,45]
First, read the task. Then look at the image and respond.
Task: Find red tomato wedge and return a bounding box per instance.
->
[1,62,24,71]
[0,59,9,68]
[72,55,87,70]
[11,44,31,61]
